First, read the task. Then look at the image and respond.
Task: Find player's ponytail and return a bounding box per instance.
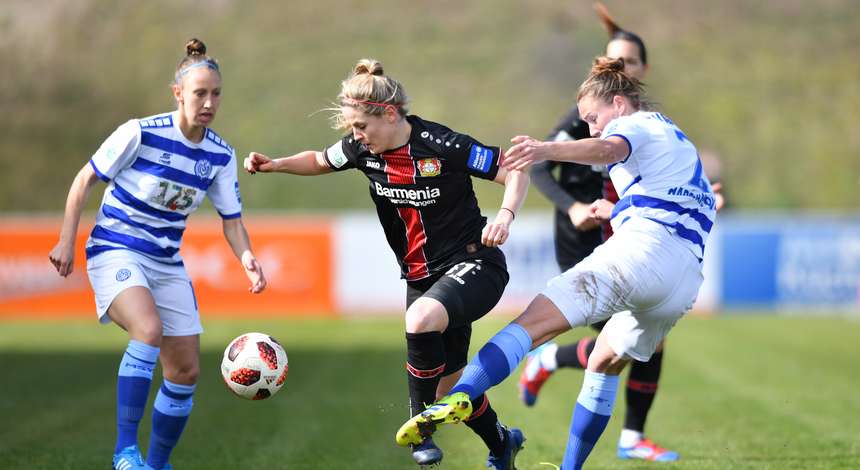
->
[175,38,220,85]
[332,58,409,131]
[577,56,648,109]
[593,2,648,66]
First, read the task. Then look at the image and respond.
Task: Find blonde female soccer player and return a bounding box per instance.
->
[396,56,717,470]
[244,59,529,468]
[49,39,266,470]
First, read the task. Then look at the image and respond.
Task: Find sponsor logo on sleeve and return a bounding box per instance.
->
[326,142,349,168]
[97,146,118,162]
[234,181,242,203]
[467,145,493,173]
[417,158,441,177]
[602,122,619,136]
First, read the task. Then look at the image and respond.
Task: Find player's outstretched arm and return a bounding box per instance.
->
[222,217,267,294]
[244,150,333,176]
[49,163,101,277]
[481,167,529,247]
[505,135,628,170]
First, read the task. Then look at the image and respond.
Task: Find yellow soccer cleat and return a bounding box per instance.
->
[395,392,473,447]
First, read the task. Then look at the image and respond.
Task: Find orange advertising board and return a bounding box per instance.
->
[0,216,335,319]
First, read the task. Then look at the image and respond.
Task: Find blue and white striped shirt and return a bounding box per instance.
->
[602,111,716,260]
[87,111,242,265]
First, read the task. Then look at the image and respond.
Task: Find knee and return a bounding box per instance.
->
[405,300,448,333]
[133,317,163,346]
[165,362,199,385]
[586,349,628,375]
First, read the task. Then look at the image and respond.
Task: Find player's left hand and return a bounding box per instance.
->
[504,135,548,171]
[481,211,512,247]
[588,199,615,221]
[712,182,725,211]
[241,251,267,294]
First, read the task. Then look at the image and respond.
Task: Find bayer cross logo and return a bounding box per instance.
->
[116,269,131,282]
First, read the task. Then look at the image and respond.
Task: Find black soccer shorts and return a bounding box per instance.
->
[406,247,509,374]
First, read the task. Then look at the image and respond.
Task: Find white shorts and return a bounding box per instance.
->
[542,218,703,361]
[86,249,203,337]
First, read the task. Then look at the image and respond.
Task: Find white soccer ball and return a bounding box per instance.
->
[221,332,289,400]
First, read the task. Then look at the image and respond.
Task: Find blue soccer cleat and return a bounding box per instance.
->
[617,438,679,462]
[486,427,526,470]
[411,437,443,466]
[112,445,145,470]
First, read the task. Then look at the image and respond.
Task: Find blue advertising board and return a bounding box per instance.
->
[719,214,860,311]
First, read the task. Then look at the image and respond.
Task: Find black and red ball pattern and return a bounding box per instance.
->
[257,341,279,370]
[230,367,261,386]
[276,365,289,386]
[228,335,248,361]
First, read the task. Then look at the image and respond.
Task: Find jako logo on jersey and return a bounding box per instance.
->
[159,152,171,165]
[374,182,440,200]
[116,269,131,282]
[417,158,441,177]
[467,145,493,173]
[365,160,381,170]
[194,159,212,179]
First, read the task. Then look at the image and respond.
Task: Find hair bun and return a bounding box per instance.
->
[591,56,625,74]
[353,59,384,77]
[185,38,207,57]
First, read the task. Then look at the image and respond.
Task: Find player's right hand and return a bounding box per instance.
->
[49,241,75,277]
[244,152,276,174]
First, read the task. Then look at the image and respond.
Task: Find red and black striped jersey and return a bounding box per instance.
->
[323,115,502,281]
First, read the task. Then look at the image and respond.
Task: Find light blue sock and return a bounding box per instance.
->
[562,371,619,470]
[116,340,159,453]
[450,323,532,400]
[147,379,195,470]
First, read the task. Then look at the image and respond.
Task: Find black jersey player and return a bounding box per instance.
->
[244,58,529,469]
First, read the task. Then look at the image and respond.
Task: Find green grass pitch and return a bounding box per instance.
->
[1,314,858,469]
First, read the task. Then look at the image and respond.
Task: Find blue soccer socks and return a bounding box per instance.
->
[451,323,532,400]
[116,340,159,453]
[147,379,195,470]
[562,371,619,470]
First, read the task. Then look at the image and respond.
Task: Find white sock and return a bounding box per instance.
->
[539,342,559,371]
[619,429,644,448]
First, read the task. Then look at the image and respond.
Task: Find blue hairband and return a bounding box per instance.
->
[175,60,219,82]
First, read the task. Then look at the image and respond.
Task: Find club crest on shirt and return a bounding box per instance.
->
[159,152,172,165]
[194,159,212,179]
[417,158,442,177]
